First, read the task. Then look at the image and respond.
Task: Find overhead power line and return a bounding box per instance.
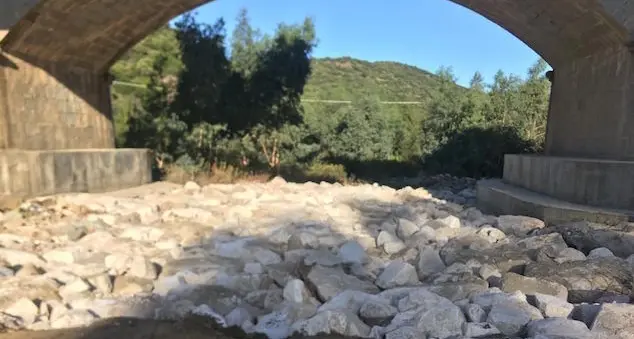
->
[112,80,425,105]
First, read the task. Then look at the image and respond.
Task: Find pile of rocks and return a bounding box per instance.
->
[0,177,633,338]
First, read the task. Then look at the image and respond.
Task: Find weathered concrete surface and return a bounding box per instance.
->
[0,53,115,150]
[476,179,634,226]
[0,149,152,201]
[504,154,634,211]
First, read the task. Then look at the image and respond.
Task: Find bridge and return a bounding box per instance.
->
[1,0,634,223]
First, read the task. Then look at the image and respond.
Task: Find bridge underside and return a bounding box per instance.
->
[2,0,634,221]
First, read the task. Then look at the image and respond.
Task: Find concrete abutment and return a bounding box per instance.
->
[0,52,152,202]
[477,45,634,224]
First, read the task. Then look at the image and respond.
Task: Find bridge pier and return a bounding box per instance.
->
[0,52,151,201]
[478,46,634,225]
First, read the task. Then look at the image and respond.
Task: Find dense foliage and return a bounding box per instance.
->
[110,10,551,182]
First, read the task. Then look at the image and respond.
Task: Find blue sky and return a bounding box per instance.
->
[190,0,543,87]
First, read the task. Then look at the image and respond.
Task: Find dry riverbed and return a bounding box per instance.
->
[0,176,633,338]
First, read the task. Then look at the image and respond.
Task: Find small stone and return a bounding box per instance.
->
[384,326,425,339]
[58,279,92,299]
[15,264,41,277]
[338,241,367,264]
[304,250,342,267]
[292,310,371,337]
[396,218,420,240]
[496,215,544,237]
[89,274,113,294]
[534,292,574,318]
[43,250,76,264]
[464,303,487,322]
[478,264,501,280]
[376,231,406,254]
[590,302,634,338]
[50,309,97,329]
[487,299,543,336]
[426,215,461,229]
[416,247,446,280]
[67,226,88,242]
[375,260,419,289]
[588,247,615,259]
[244,263,263,275]
[112,276,153,296]
[283,279,308,304]
[306,265,379,301]
[359,299,397,326]
[555,247,587,263]
[225,307,253,327]
[501,272,568,300]
[4,298,39,325]
[527,318,592,339]
[127,256,158,280]
[463,322,502,337]
[0,266,14,277]
[184,181,201,191]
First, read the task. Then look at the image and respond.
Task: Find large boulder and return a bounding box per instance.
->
[540,221,634,258]
[524,258,633,303]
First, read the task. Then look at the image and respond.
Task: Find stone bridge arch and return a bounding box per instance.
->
[2,0,634,221]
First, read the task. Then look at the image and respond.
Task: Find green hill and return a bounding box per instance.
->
[304,57,444,103]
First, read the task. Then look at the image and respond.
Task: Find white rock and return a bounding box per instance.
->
[425,215,461,229]
[307,265,379,301]
[244,263,263,275]
[184,181,201,191]
[376,231,406,254]
[292,310,371,337]
[396,218,419,240]
[253,248,282,266]
[487,298,543,336]
[58,279,92,299]
[304,250,342,267]
[119,227,165,242]
[375,260,419,289]
[225,307,253,327]
[496,215,544,237]
[416,247,446,280]
[0,266,14,277]
[388,289,465,338]
[384,326,425,339]
[0,248,46,267]
[556,248,587,263]
[50,309,97,329]
[127,256,158,280]
[527,318,592,338]
[534,292,574,318]
[359,299,397,326]
[588,247,615,259]
[253,310,292,339]
[283,279,308,304]
[3,298,39,325]
[338,241,367,264]
[464,303,487,322]
[191,304,226,327]
[463,322,502,337]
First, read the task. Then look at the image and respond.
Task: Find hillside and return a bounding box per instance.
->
[304,57,445,103]
[109,29,450,105]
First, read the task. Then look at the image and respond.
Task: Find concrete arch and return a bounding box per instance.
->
[0,0,631,72]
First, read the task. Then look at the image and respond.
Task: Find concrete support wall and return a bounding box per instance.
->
[0,53,115,150]
[504,154,634,210]
[0,149,152,198]
[545,46,634,160]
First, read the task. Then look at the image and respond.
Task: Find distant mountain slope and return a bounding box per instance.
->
[303,57,444,103]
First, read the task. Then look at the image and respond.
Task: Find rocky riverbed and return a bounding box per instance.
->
[0,176,633,338]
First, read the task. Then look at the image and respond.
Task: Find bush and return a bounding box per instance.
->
[278,162,348,183]
[422,125,542,178]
